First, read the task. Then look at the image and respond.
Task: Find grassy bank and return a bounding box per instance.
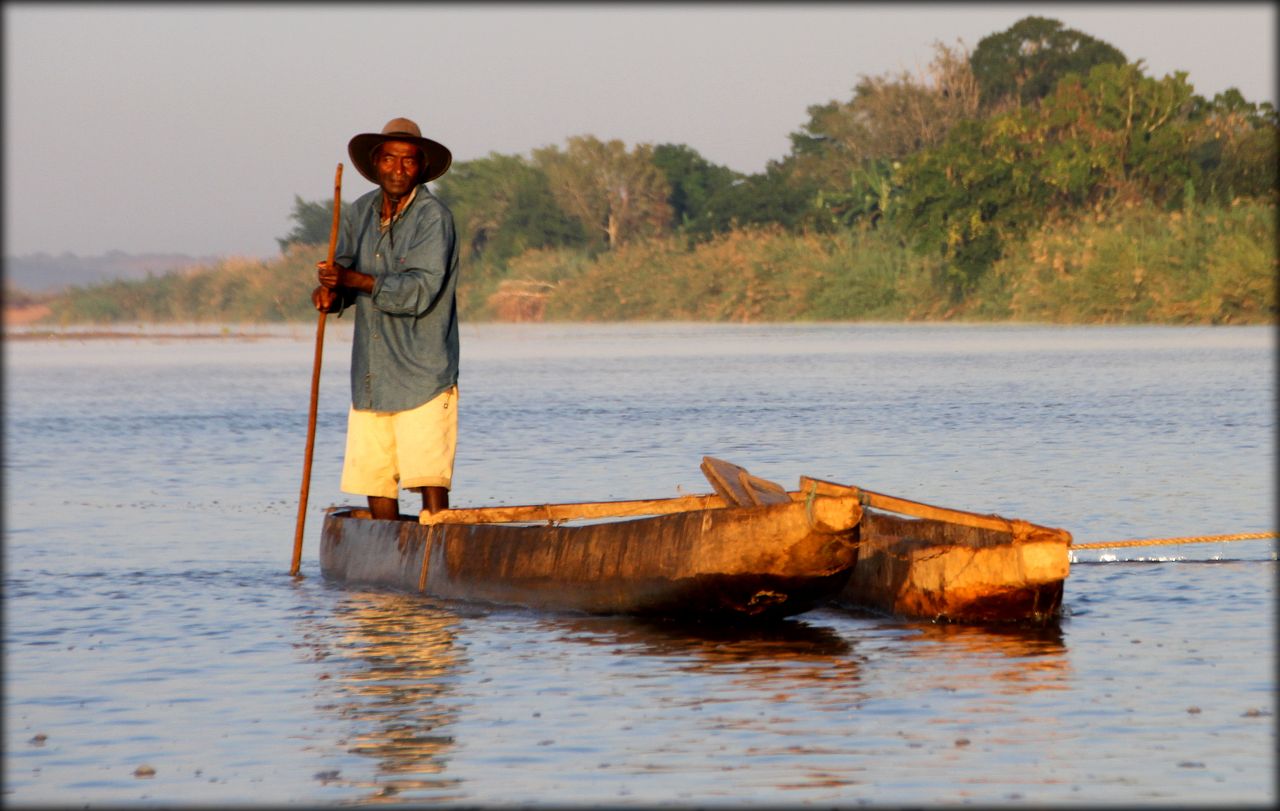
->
[976,199,1277,324]
[41,200,1276,326]
[493,199,1276,324]
[45,247,321,325]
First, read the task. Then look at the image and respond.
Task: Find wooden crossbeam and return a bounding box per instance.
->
[796,476,1018,533]
[420,493,727,526]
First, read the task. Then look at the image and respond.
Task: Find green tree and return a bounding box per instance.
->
[275,195,345,251]
[891,119,1021,296]
[891,60,1208,297]
[813,158,900,229]
[533,136,673,250]
[789,40,981,189]
[683,162,824,240]
[434,152,586,264]
[433,152,527,260]
[482,170,588,262]
[1036,62,1199,207]
[650,143,742,231]
[970,16,1127,109]
[1188,89,1280,203]
[785,41,981,229]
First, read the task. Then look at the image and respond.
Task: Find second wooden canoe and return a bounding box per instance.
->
[795,477,1072,623]
[697,459,1072,623]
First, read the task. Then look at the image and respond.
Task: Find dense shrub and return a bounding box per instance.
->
[986,199,1276,323]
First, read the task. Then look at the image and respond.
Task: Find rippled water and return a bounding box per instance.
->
[4,322,1275,805]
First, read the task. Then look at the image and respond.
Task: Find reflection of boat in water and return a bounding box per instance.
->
[548,613,855,661]
[902,619,1066,658]
[882,619,1070,696]
[524,612,869,713]
[320,458,1071,624]
[301,591,1071,803]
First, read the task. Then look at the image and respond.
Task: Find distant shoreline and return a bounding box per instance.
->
[2,310,317,341]
[3,328,286,342]
[6,318,1274,342]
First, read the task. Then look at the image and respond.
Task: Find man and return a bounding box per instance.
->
[313,117,459,520]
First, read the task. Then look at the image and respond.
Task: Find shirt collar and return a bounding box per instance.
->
[379,186,419,229]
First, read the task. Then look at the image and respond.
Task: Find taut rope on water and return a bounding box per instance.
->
[1070,531,1277,550]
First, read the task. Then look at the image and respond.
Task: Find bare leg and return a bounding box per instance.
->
[422,486,449,514]
[368,495,400,521]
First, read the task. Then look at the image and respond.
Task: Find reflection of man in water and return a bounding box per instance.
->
[313,117,461,521]
[320,595,461,795]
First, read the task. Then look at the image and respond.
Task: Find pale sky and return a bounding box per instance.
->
[3,2,1275,259]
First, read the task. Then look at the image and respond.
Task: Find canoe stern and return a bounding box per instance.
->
[320,509,428,593]
[838,509,1070,623]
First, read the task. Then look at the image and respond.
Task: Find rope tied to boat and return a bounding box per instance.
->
[1009,519,1034,544]
[803,482,861,535]
[1071,531,1276,550]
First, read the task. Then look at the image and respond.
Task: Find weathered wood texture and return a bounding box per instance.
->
[420,494,727,526]
[321,495,862,620]
[835,508,1070,623]
[701,457,791,506]
[322,456,1070,624]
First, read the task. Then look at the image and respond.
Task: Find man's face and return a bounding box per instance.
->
[375,140,423,197]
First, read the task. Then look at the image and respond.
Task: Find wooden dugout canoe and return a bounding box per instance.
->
[696,461,1071,623]
[798,477,1072,624]
[319,487,863,621]
[318,458,1071,624]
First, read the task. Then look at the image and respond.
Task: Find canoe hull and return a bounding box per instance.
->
[834,508,1070,624]
[320,498,860,621]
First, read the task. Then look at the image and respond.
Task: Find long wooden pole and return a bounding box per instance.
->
[291,163,343,576]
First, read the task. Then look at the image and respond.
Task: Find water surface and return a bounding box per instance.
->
[4,323,1274,805]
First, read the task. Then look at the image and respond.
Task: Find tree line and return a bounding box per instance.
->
[49,16,1278,325]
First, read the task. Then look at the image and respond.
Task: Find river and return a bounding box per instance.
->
[3,322,1274,805]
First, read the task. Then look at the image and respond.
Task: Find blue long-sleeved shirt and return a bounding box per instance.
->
[333,184,460,412]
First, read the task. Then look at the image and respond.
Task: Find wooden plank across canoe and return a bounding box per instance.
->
[418,493,728,526]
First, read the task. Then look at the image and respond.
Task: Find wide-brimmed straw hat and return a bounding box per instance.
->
[348,117,452,185]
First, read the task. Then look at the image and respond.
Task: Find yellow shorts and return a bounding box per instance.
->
[340,386,458,499]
